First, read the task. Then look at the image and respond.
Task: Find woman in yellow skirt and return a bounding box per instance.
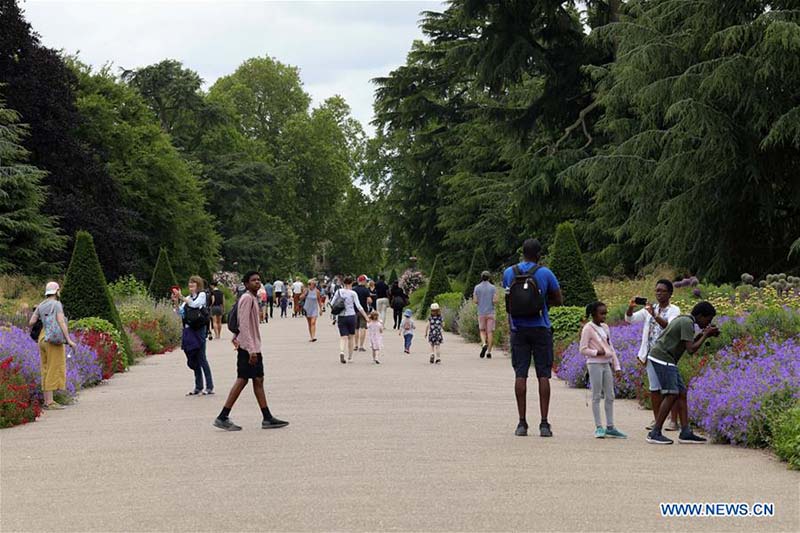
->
[28,282,77,410]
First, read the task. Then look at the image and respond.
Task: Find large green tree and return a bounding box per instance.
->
[70,61,220,279]
[0,97,64,273]
[0,0,140,278]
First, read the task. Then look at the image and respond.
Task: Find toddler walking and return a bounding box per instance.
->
[425,303,444,364]
[399,308,415,354]
[579,301,627,439]
[367,311,383,364]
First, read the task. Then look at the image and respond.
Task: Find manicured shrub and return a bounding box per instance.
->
[420,256,451,318]
[61,231,120,325]
[550,306,585,344]
[549,222,597,307]
[771,405,800,469]
[388,269,398,285]
[71,317,128,368]
[148,247,178,301]
[463,248,487,300]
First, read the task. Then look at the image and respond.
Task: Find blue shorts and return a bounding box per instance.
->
[649,358,685,395]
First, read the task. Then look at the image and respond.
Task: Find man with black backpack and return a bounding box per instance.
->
[502,239,563,438]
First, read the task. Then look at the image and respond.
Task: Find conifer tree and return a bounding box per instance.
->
[0,98,64,273]
[549,222,597,307]
[420,255,451,317]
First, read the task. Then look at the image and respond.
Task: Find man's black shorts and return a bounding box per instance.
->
[237,348,264,380]
[511,327,553,379]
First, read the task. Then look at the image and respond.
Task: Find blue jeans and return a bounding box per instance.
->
[403,333,413,351]
[194,327,213,392]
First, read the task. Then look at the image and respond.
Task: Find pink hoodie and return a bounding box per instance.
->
[579,322,621,371]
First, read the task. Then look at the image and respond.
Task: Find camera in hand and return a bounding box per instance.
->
[634,296,648,305]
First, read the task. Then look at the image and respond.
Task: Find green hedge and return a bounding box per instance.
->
[771,404,800,469]
[550,306,585,344]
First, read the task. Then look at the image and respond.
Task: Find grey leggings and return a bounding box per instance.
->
[588,363,615,428]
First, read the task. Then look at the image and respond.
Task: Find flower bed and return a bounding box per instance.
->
[0,326,102,426]
[688,336,800,446]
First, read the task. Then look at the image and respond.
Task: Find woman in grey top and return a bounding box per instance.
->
[29,281,77,410]
[302,279,323,342]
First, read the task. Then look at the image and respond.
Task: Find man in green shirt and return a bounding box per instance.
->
[647,301,719,445]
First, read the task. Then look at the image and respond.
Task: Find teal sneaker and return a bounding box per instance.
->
[594,426,606,438]
[605,427,627,439]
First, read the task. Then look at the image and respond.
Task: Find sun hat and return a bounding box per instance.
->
[44,281,60,296]
[403,309,413,317]
[430,303,440,311]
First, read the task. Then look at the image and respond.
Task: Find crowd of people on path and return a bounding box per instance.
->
[26,236,721,443]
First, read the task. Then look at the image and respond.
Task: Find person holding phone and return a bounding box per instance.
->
[646,301,719,445]
[625,279,681,431]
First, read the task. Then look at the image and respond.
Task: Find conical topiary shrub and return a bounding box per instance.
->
[61,231,121,325]
[149,247,178,300]
[420,255,452,317]
[388,268,398,285]
[463,248,488,300]
[549,222,597,307]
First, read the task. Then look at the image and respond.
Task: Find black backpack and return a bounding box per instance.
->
[227,297,240,334]
[505,264,545,318]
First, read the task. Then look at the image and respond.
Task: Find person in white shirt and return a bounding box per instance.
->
[273,279,285,307]
[625,279,681,431]
[331,276,369,364]
[291,277,304,317]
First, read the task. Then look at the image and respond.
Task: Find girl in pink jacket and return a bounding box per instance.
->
[580,302,627,439]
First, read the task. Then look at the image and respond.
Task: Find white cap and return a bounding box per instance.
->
[44,281,60,296]
[430,303,440,311]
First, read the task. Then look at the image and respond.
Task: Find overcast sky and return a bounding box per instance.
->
[21,0,445,134]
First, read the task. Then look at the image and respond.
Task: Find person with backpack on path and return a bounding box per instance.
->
[331,276,369,364]
[181,276,213,396]
[263,278,274,319]
[473,271,498,359]
[213,271,289,431]
[29,282,77,410]
[503,239,563,438]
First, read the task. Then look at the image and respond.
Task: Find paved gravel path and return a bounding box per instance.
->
[2,315,798,532]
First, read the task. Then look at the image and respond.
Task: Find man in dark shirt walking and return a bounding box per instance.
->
[353,275,372,352]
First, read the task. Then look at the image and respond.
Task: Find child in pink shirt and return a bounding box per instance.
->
[580,302,626,439]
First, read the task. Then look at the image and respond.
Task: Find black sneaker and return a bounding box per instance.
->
[339,353,346,364]
[213,417,242,431]
[678,431,707,444]
[539,422,553,437]
[515,421,528,436]
[486,353,492,359]
[429,354,435,364]
[262,417,289,429]
[480,345,487,358]
[646,431,674,445]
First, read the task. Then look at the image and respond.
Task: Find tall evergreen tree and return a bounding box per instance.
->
[0,97,64,273]
[420,255,452,317]
[0,0,140,278]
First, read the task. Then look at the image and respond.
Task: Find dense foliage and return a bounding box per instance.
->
[419,256,452,317]
[369,0,800,282]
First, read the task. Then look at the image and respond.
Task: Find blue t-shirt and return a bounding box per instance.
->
[263,282,274,298]
[502,262,560,330]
